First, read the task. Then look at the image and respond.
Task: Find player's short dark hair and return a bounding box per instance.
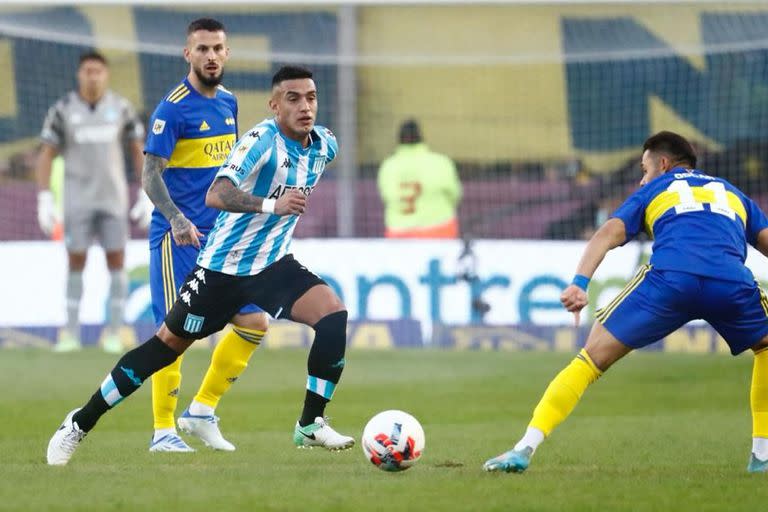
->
[271,65,313,87]
[642,131,697,168]
[187,18,225,35]
[399,119,422,144]
[78,51,108,68]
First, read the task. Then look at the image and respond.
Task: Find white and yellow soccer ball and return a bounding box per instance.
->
[362,410,425,472]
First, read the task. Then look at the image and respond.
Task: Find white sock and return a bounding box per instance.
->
[513,427,545,453]
[153,428,176,442]
[753,437,768,460]
[189,400,215,417]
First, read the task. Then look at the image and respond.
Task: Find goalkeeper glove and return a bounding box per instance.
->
[37,190,58,236]
[130,190,154,230]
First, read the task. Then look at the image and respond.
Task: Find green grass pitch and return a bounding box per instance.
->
[2,348,768,511]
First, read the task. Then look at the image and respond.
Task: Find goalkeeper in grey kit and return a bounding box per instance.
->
[36,51,149,353]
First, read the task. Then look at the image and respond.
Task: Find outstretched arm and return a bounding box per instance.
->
[573,218,627,278]
[142,153,202,247]
[206,177,307,216]
[560,218,627,325]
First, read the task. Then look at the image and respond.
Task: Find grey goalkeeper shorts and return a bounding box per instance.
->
[64,209,128,253]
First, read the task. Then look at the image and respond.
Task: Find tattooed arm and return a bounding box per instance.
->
[206,177,306,216]
[142,153,203,247]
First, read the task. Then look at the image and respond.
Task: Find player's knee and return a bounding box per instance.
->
[752,335,768,353]
[252,312,270,331]
[157,323,194,354]
[327,299,346,315]
[583,323,631,371]
[314,301,346,325]
[67,252,87,270]
[234,311,269,332]
[105,250,125,270]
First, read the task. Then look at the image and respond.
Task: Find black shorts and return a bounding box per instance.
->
[164,254,326,339]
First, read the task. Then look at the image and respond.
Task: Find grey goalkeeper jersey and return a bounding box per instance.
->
[40,90,145,215]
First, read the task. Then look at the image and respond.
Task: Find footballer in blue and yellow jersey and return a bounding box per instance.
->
[484,133,768,473]
[596,165,768,355]
[611,167,768,285]
[144,77,238,248]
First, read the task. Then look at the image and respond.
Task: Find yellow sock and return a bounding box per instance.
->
[151,354,184,430]
[192,326,264,409]
[529,349,603,436]
[752,348,768,438]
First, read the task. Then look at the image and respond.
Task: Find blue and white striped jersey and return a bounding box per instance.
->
[198,118,338,275]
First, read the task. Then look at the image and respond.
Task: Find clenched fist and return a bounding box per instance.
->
[560,284,589,327]
[275,189,307,216]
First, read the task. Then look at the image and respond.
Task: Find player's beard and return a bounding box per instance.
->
[194,66,224,88]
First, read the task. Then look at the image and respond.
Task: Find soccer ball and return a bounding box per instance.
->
[362,410,425,472]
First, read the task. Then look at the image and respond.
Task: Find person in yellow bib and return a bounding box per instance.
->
[377,120,462,238]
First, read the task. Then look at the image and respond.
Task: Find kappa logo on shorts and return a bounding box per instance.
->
[186,278,200,294]
[180,290,192,306]
[183,313,205,334]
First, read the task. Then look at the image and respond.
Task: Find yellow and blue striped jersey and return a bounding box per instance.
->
[612,167,768,284]
[144,78,238,247]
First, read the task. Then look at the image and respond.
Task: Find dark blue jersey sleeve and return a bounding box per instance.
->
[144,101,182,160]
[610,187,650,243]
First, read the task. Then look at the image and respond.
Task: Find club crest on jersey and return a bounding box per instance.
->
[310,158,326,175]
[152,119,166,135]
[199,120,211,131]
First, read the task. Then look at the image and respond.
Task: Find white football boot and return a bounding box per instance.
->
[177,409,235,451]
[293,416,355,450]
[47,408,86,465]
[149,432,195,452]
